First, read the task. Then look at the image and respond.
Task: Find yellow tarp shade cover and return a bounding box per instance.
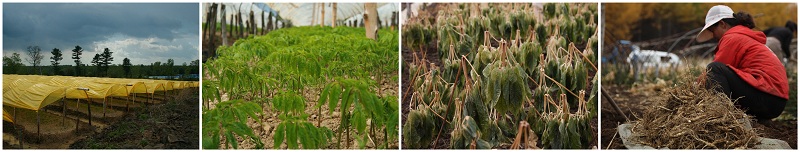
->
[3,78,66,111]
[25,76,126,99]
[3,75,198,111]
[3,111,12,123]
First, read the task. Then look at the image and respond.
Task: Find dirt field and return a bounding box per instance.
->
[69,89,199,149]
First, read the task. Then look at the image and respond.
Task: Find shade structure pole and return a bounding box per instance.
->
[75,99,79,131]
[62,98,66,126]
[14,107,21,148]
[80,89,92,130]
[37,110,40,142]
[87,98,92,128]
[103,97,106,118]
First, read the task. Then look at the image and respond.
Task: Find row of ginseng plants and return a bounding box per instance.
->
[203,26,399,149]
[402,3,598,149]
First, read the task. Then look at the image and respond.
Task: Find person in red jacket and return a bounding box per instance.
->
[697,5,788,121]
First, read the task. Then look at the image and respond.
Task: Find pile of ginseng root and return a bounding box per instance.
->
[629,79,761,149]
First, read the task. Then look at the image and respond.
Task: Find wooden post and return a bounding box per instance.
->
[261,10,265,35]
[87,98,92,128]
[221,4,227,46]
[392,12,398,27]
[238,12,243,39]
[75,99,79,131]
[205,3,212,45]
[62,98,66,126]
[37,110,40,142]
[209,3,217,50]
[14,107,22,148]
[332,3,337,27]
[229,14,234,39]
[311,3,316,26]
[267,12,273,33]
[320,3,325,27]
[364,3,378,40]
[250,10,255,35]
[103,98,106,118]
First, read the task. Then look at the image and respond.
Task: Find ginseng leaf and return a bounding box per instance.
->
[273,123,286,149]
[225,130,238,149]
[286,123,299,149]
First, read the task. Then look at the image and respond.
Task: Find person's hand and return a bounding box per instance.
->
[696,71,708,87]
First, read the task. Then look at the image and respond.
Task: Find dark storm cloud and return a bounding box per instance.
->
[3,3,199,65]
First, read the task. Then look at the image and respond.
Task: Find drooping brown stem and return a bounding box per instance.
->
[515,30,521,47]
[461,56,472,89]
[484,31,490,47]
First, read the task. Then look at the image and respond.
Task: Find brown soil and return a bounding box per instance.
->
[68,89,199,149]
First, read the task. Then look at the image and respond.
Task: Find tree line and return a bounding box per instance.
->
[3,45,199,80]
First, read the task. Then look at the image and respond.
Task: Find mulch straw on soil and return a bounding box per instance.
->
[630,79,760,149]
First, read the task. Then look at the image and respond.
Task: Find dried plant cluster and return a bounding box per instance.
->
[630,80,761,149]
[402,3,598,149]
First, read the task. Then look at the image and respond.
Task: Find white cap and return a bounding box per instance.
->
[696,5,735,43]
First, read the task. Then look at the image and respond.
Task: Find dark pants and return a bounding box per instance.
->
[706,62,787,120]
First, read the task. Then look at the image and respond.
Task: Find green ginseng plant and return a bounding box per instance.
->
[272,91,334,149]
[317,78,392,149]
[202,99,264,149]
[202,80,220,110]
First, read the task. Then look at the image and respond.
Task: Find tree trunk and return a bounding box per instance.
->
[364,3,379,40]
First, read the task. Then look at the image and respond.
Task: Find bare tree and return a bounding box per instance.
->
[26,46,44,75]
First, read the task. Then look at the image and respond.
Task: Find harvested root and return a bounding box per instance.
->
[630,80,760,149]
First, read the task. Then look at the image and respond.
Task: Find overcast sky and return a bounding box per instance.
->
[3,3,199,66]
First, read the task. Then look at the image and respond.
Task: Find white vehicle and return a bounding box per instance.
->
[626,45,683,81]
[626,45,683,69]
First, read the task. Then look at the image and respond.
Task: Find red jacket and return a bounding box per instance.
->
[715,25,789,99]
